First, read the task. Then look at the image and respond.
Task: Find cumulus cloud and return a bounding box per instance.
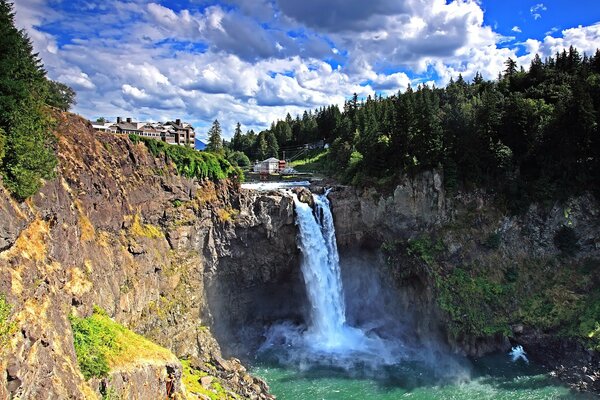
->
[11,0,600,137]
[512,26,522,33]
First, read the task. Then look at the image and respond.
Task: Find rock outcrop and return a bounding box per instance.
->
[325,172,600,393]
[0,113,296,398]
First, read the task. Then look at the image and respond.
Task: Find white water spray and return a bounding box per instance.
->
[293,190,347,347]
[260,189,470,380]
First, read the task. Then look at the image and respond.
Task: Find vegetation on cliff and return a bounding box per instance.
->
[181,358,237,400]
[129,134,244,183]
[70,306,176,380]
[0,1,75,200]
[0,294,15,351]
[383,231,600,351]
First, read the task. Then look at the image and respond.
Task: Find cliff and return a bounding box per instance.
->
[327,172,600,392]
[0,112,298,399]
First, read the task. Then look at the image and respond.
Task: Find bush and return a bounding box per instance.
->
[70,306,175,380]
[554,225,579,256]
[407,236,444,266]
[130,135,243,183]
[70,311,113,379]
[227,150,251,168]
[484,232,501,250]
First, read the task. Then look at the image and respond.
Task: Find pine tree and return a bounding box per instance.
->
[265,130,279,158]
[206,119,223,153]
[255,132,268,160]
[0,0,57,200]
[231,122,242,151]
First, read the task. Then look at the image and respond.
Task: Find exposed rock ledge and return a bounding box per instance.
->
[0,113,295,398]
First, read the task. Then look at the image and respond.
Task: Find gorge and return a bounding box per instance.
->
[0,113,599,399]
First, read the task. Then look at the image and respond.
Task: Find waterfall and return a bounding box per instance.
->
[292,190,347,348]
[260,188,404,369]
[258,188,470,379]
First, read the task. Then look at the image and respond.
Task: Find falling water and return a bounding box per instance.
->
[264,189,398,365]
[254,189,582,398]
[292,190,348,348]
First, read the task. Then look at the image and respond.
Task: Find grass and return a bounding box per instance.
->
[181,359,238,400]
[0,294,16,351]
[131,214,163,239]
[289,149,328,173]
[70,306,176,380]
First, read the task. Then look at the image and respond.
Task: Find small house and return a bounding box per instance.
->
[253,157,280,174]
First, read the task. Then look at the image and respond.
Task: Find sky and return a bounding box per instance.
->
[13,0,600,140]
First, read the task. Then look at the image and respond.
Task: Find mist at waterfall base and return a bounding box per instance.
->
[251,190,591,399]
[256,190,467,382]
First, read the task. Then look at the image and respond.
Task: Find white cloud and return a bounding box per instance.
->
[11,0,600,138]
[530,3,547,20]
[512,26,522,33]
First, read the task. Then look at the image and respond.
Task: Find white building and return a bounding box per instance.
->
[253,157,280,173]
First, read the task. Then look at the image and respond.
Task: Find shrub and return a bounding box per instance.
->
[130,135,243,183]
[407,236,444,266]
[70,311,113,379]
[484,232,501,250]
[70,306,175,380]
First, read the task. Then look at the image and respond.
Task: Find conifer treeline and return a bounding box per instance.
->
[231,46,600,208]
[0,0,75,199]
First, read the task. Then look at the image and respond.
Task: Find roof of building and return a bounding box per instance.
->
[116,122,141,131]
[263,157,280,163]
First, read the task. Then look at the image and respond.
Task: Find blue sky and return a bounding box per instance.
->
[13,0,600,139]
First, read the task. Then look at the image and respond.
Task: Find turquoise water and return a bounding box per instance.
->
[251,354,595,400]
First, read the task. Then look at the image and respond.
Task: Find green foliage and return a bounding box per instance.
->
[484,232,502,250]
[436,267,512,337]
[0,126,5,162]
[70,311,113,379]
[0,294,15,350]
[289,149,328,173]
[45,80,76,111]
[406,236,444,266]
[130,135,243,183]
[553,225,580,256]
[206,119,223,153]
[231,46,600,203]
[226,150,251,168]
[578,291,600,351]
[2,107,57,199]
[70,306,175,381]
[0,0,58,200]
[181,359,236,400]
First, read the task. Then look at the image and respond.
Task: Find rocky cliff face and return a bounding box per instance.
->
[0,113,297,399]
[326,172,600,393]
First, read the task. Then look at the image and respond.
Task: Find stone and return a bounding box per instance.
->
[200,376,214,389]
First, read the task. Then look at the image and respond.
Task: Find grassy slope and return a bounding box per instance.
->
[70,307,177,380]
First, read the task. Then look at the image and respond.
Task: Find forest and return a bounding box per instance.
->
[229,46,600,210]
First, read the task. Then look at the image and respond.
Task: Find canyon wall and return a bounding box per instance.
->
[0,113,299,399]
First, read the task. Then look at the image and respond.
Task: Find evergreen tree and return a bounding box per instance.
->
[255,131,268,160]
[265,130,279,158]
[0,0,57,200]
[231,122,243,151]
[206,119,223,153]
[46,80,76,111]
